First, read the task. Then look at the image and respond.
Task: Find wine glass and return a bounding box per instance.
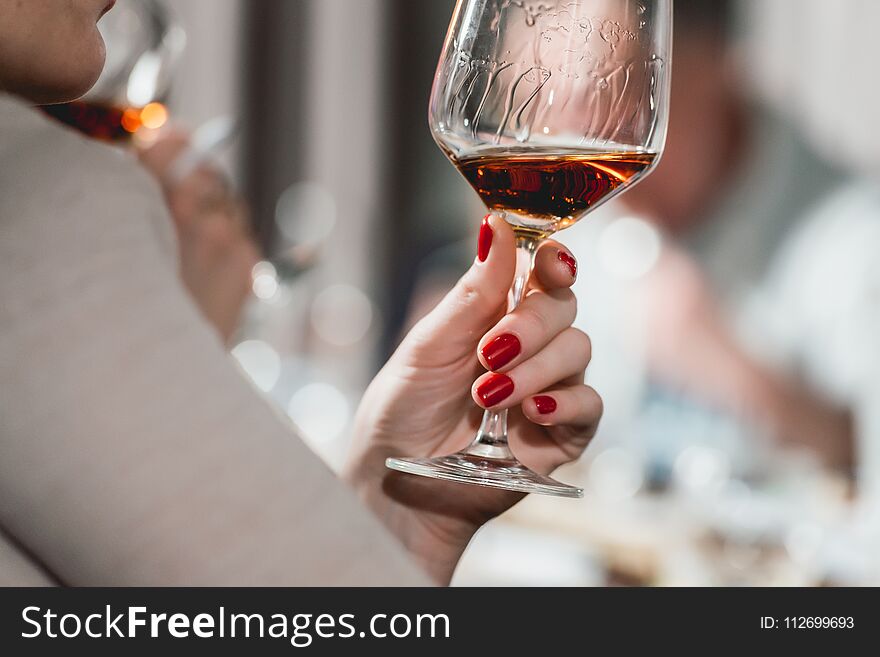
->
[386,0,672,497]
[42,0,185,143]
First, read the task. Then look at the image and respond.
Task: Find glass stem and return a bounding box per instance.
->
[463,234,538,461]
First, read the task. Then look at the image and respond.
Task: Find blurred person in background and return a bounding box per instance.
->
[570,0,860,478]
[740,0,880,511]
[0,0,602,585]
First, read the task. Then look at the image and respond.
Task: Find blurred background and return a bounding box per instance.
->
[87,0,880,585]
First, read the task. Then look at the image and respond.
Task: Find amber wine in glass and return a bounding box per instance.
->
[386,0,672,497]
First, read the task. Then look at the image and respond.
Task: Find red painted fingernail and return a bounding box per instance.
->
[476,373,514,407]
[533,395,557,415]
[478,215,493,262]
[558,250,578,278]
[481,333,521,371]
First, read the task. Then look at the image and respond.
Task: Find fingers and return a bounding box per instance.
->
[405,214,516,360]
[178,167,235,212]
[177,206,260,344]
[522,384,603,430]
[515,383,603,471]
[472,327,591,409]
[531,240,578,291]
[136,130,189,184]
[477,286,577,372]
[137,130,233,213]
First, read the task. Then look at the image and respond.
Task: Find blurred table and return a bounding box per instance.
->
[453,457,874,586]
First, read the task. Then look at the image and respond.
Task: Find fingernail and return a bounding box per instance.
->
[476,373,514,407]
[533,395,557,415]
[558,250,578,279]
[478,215,493,262]
[481,333,521,371]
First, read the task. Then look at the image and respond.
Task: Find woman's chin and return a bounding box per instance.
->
[44,39,106,104]
[25,65,103,106]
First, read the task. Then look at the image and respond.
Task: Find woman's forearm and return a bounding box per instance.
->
[724,348,854,472]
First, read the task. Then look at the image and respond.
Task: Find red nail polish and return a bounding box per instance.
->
[476,373,514,407]
[481,334,521,371]
[533,395,557,415]
[558,250,577,278]
[478,215,493,262]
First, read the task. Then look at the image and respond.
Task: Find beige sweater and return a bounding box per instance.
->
[0,94,425,586]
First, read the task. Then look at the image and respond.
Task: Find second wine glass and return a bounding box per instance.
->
[41,0,185,143]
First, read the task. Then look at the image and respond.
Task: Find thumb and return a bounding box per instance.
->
[402,214,516,365]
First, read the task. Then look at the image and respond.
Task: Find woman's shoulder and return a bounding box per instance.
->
[0,93,159,199]
[0,93,175,257]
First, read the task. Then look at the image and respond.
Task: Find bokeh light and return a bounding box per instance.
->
[597,216,662,280]
[251,261,280,301]
[231,340,281,392]
[588,448,644,501]
[287,383,351,445]
[140,102,169,130]
[673,445,731,494]
[275,181,337,245]
[310,284,374,347]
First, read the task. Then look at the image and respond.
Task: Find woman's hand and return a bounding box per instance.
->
[138,133,259,344]
[344,215,602,584]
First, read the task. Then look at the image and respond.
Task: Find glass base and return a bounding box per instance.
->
[386,452,583,498]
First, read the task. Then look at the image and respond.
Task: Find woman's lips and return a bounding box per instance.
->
[101,0,117,18]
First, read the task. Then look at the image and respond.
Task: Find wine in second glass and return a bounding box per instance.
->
[386,0,672,497]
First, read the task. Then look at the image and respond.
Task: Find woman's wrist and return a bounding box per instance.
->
[343,461,474,585]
